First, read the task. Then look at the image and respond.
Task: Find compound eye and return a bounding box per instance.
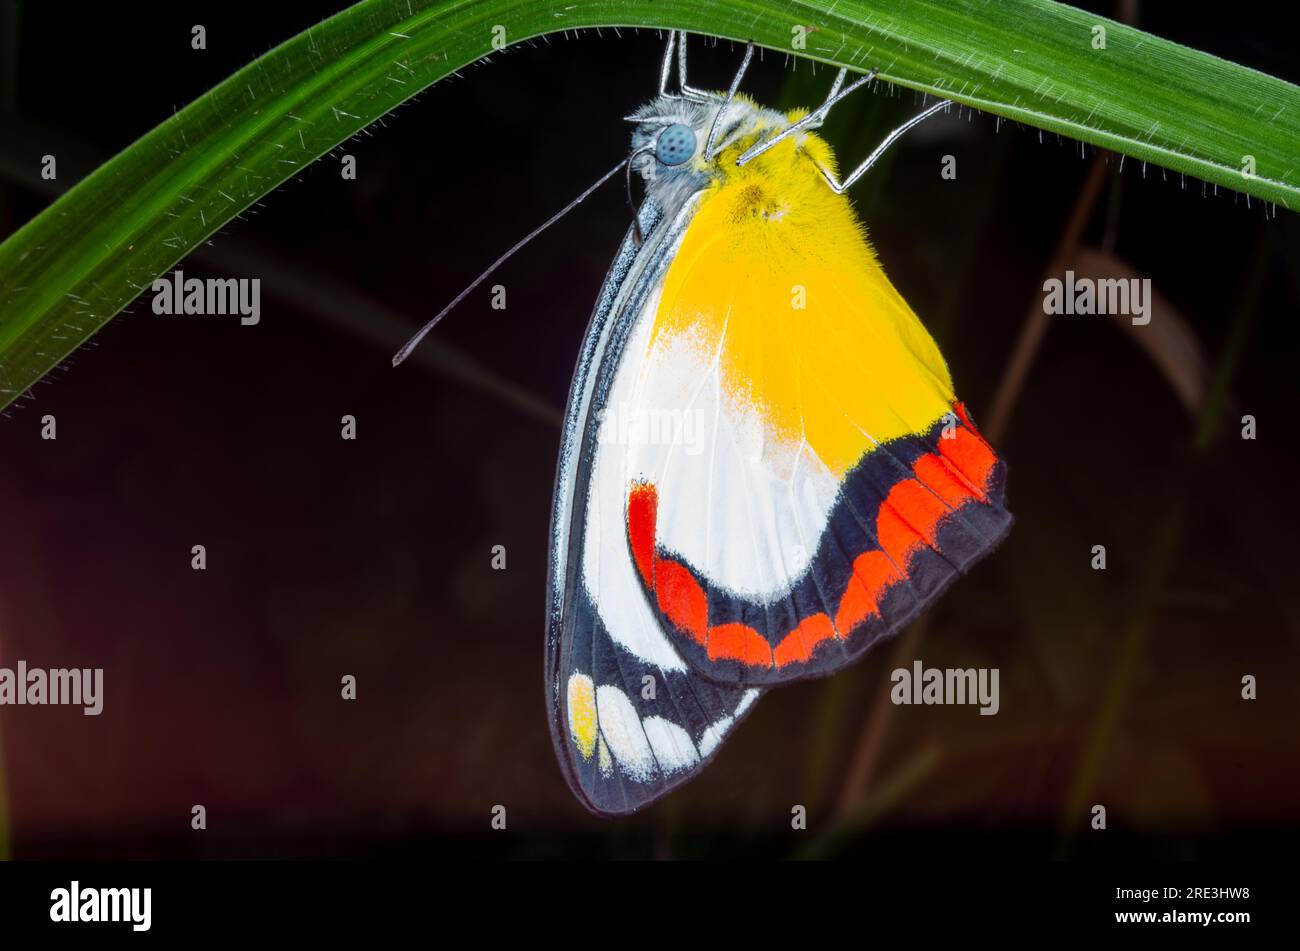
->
[655,123,696,166]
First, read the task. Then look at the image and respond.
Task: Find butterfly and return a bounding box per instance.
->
[397,33,1012,816]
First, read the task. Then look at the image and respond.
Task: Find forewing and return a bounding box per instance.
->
[546,197,760,816]
[619,160,1013,687]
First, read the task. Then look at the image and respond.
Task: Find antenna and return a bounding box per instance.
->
[392,157,630,367]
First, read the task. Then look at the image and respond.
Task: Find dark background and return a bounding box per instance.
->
[0,1,1297,859]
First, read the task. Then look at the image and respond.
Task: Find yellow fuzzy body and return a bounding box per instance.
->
[648,104,956,478]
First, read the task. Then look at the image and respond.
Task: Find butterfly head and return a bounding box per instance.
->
[626,93,792,213]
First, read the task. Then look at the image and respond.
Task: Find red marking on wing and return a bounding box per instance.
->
[625,408,1000,671]
[709,623,774,666]
[630,482,709,642]
[939,404,996,492]
[627,482,658,586]
[772,614,838,667]
[914,452,976,508]
[834,550,902,634]
[656,560,709,644]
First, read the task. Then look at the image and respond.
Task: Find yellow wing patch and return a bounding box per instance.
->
[649,118,955,479]
[566,673,598,761]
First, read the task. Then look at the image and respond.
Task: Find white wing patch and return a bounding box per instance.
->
[699,689,758,758]
[641,716,700,774]
[581,288,689,673]
[595,685,656,782]
[698,716,733,759]
[614,300,841,598]
[559,198,773,805]
[569,678,758,783]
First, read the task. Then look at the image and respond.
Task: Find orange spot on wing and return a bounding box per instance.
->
[656,560,709,646]
[954,401,994,451]
[937,425,996,492]
[709,623,775,666]
[876,482,932,567]
[772,614,837,667]
[834,550,901,633]
[913,452,979,508]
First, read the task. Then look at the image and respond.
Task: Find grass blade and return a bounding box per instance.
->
[1,0,1297,411]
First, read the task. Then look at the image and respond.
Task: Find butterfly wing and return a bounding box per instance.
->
[619,131,1013,687]
[546,196,760,816]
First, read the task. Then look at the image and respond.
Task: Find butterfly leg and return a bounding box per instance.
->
[657,30,677,96]
[677,31,714,100]
[657,30,711,102]
[703,41,756,160]
[804,67,854,130]
[735,67,878,166]
[658,31,704,99]
[815,100,952,193]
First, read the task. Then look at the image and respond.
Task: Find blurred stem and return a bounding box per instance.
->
[1054,232,1269,857]
[834,617,930,815]
[801,665,859,811]
[1053,493,1184,856]
[1194,237,1270,450]
[929,130,1014,344]
[654,795,680,860]
[986,0,1139,442]
[985,154,1110,443]
[801,744,941,859]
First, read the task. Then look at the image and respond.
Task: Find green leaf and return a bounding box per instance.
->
[2,0,1297,411]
